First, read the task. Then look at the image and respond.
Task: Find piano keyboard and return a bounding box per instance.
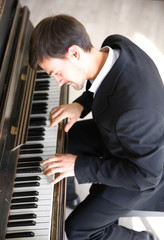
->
[6,71,60,239]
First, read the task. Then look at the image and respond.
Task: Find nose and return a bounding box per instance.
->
[51,72,64,86]
[52,75,65,87]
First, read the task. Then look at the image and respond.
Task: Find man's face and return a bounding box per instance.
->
[39,56,86,90]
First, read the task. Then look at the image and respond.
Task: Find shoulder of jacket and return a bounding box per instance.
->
[101,34,133,48]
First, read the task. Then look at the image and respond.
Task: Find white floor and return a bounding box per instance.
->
[20,0,164,239]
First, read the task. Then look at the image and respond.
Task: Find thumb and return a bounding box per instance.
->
[64,119,76,132]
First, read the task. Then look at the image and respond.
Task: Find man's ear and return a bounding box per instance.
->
[67,45,81,60]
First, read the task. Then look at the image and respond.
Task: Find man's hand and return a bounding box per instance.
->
[49,102,84,132]
[40,154,77,185]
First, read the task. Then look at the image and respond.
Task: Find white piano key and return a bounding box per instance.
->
[32,98,59,103]
[11,198,52,206]
[13,183,52,190]
[8,217,51,224]
[14,172,51,178]
[24,138,58,147]
[28,126,58,133]
[15,178,52,189]
[34,88,60,95]
[9,204,52,213]
[25,140,57,146]
[7,222,51,231]
[15,174,52,181]
[6,236,49,240]
[18,154,56,160]
[12,189,53,197]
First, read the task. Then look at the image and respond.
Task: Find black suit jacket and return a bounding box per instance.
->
[74,35,164,211]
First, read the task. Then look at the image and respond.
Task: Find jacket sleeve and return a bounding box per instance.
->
[75,108,164,191]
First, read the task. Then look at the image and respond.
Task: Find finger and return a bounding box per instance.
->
[64,119,76,132]
[50,111,68,128]
[50,107,57,113]
[50,106,62,114]
[49,108,64,126]
[40,156,57,166]
[50,173,66,185]
[49,106,62,119]
[44,166,63,177]
[50,108,63,120]
[43,161,62,174]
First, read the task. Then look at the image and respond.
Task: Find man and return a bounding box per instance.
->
[29,14,164,240]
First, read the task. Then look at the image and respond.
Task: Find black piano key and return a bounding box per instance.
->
[18,157,43,163]
[32,102,48,107]
[15,176,41,182]
[28,131,45,137]
[32,107,48,113]
[36,72,50,78]
[30,117,46,126]
[17,162,41,168]
[35,80,50,85]
[32,105,48,111]
[14,182,40,188]
[35,81,50,86]
[34,92,49,96]
[35,84,50,89]
[31,108,47,114]
[9,213,37,220]
[29,121,46,126]
[33,95,48,100]
[27,136,45,141]
[12,197,38,203]
[35,85,49,91]
[6,231,35,238]
[8,220,36,227]
[20,144,44,150]
[13,191,39,197]
[33,93,49,101]
[17,167,42,173]
[11,203,38,209]
[28,127,45,133]
[19,149,43,155]
[32,104,48,109]
[30,116,47,121]
[32,107,47,112]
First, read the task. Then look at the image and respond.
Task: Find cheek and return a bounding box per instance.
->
[64,66,78,79]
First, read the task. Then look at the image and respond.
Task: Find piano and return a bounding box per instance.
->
[0,0,68,239]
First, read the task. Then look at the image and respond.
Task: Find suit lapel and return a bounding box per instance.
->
[92,46,128,117]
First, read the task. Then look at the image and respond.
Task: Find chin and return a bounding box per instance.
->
[74,85,83,90]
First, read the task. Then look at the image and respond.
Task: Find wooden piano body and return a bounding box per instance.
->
[0,0,67,239]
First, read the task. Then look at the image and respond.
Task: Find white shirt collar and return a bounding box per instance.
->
[89,46,120,97]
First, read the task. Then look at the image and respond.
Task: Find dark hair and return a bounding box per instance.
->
[29,14,93,69]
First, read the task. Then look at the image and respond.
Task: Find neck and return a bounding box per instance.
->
[86,47,109,80]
